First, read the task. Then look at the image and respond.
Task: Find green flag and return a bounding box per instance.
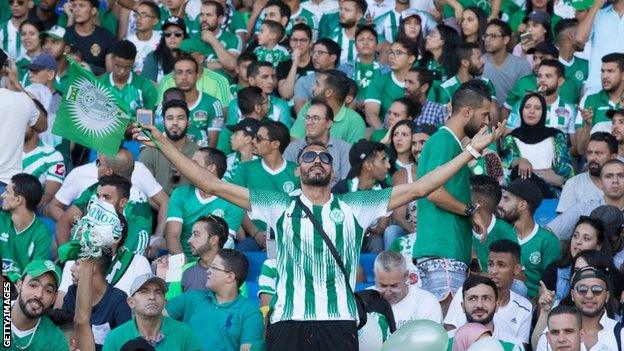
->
[52,59,133,156]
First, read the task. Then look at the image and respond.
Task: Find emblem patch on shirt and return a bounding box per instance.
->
[211,209,225,218]
[529,251,542,265]
[282,181,295,194]
[90,43,102,57]
[330,208,345,224]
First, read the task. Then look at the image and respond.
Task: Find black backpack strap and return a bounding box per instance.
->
[615,321,623,351]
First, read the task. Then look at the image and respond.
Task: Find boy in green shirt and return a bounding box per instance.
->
[0,174,51,283]
[253,20,290,68]
[10,260,67,351]
[497,179,561,298]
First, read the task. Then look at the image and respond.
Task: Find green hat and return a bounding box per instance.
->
[571,0,593,11]
[178,38,211,56]
[42,25,67,41]
[22,260,62,286]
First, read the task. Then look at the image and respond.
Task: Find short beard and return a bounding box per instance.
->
[302,172,331,186]
[339,20,356,29]
[539,86,558,96]
[193,242,212,257]
[165,126,188,141]
[468,65,482,77]
[466,310,495,326]
[464,121,481,139]
[18,296,46,320]
[588,162,601,177]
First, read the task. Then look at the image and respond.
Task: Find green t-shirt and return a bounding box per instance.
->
[575,89,623,130]
[167,184,244,259]
[103,316,200,351]
[318,12,340,39]
[291,103,366,144]
[228,159,299,195]
[215,95,292,154]
[74,184,153,255]
[158,69,232,108]
[187,92,225,147]
[364,72,406,124]
[8,315,68,351]
[370,128,388,143]
[99,72,159,114]
[562,56,589,91]
[519,225,561,298]
[0,0,9,23]
[0,211,51,282]
[352,60,385,100]
[191,6,248,36]
[166,290,265,351]
[287,8,317,35]
[472,216,518,272]
[191,30,242,60]
[504,73,581,110]
[438,75,497,104]
[253,45,290,68]
[415,127,472,263]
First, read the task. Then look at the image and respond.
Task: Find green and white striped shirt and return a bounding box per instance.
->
[22,140,65,186]
[249,188,392,323]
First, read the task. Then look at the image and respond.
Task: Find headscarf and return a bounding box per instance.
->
[452,323,491,351]
[510,92,561,144]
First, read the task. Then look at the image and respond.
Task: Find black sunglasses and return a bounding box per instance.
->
[574,284,605,296]
[301,151,333,165]
[164,31,184,38]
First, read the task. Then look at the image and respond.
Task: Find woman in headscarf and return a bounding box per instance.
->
[501,92,573,198]
[452,323,491,351]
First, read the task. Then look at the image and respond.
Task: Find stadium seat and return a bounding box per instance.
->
[244,252,267,283]
[355,282,373,292]
[534,199,559,226]
[245,282,260,304]
[359,253,377,283]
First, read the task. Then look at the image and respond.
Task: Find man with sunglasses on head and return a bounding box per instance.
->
[165,249,264,351]
[535,266,622,351]
[134,106,503,349]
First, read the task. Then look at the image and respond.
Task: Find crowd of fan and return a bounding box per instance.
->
[1,0,624,349]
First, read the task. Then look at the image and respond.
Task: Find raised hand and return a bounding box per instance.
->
[469,119,507,153]
[538,280,555,313]
[132,123,166,149]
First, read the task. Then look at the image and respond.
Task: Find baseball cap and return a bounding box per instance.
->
[401,9,422,22]
[226,118,261,136]
[570,266,610,288]
[347,139,386,178]
[502,179,543,211]
[606,108,624,119]
[129,273,168,296]
[414,123,438,136]
[0,49,7,68]
[161,16,187,32]
[22,260,62,286]
[523,10,551,25]
[590,205,624,239]
[42,25,66,41]
[29,53,58,71]
[571,0,594,11]
[527,41,559,57]
[178,38,211,56]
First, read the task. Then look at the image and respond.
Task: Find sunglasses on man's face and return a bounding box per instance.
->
[574,284,605,297]
[300,151,333,165]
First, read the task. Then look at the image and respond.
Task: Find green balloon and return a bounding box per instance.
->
[382,320,448,351]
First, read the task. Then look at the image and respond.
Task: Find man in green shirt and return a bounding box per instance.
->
[497,179,561,298]
[166,148,243,258]
[10,260,67,351]
[99,40,158,114]
[575,53,624,155]
[165,249,264,351]
[290,69,366,143]
[415,84,493,312]
[196,0,241,73]
[469,175,518,272]
[134,105,502,349]
[555,19,589,92]
[0,173,51,282]
[104,273,200,351]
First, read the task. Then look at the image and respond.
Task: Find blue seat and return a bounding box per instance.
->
[535,199,559,226]
[245,281,260,304]
[88,140,143,162]
[355,282,373,292]
[359,253,377,284]
[243,252,267,283]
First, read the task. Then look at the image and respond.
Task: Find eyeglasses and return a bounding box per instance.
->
[481,33,504,40]
[208,264,232,274]
[303,115,326,123]
[254,134,271,142]
[9,0,26,5]
[388,50,408,57]
[311,50,330,57]
[300,151,333,165]
[164,31,184,38]
[574,284,605,296]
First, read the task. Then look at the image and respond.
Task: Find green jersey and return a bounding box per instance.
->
[472,216,518,272]
[158,68,232,107]
[22,140,65,186]
[287,8,317,35]
[328,28,356,63]
[99,72,159,114]
[561,56,588,90]
[519,225,561,298]
[352,59,385,100]
[166,290,265,351]
[253,45,290,68]
[258,258,277,296]
[8,315,68,351]
[318,12,340,39]
[103,316,200,351]
[224,152,258,181]
[504,73,581,110]
[198,30,242,60]
[291,103,366,144]
[249,187,392,323]
[439,75,497,104]
[575,89,623,132]
[74,184,153,255]
[364,72,406,124]
[228,159,299,195]
[415,127,472,263]
[0,211,52,282]
[216,95,292,154]
[187,92,225,147]
[167,184,244,259]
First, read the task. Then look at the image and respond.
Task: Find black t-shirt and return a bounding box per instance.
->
[62,284,132,350]
[276,58,315,81]
[28,8,59,31]
[65,25,116,76]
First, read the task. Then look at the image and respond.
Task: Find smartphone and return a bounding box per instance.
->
[136,108,154,126]
[520,32,532,43]
[165,253,185,282]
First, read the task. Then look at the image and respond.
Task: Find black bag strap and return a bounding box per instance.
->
[615,321,623,351]
[295,197,355,294]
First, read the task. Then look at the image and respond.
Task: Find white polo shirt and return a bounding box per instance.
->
[536,311,620,351]
[373,283,442,328]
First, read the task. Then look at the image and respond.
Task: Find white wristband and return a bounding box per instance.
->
[465,144,482,159]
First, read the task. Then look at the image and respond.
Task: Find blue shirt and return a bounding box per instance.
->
[586,5,624,93]
[416,100,447,127]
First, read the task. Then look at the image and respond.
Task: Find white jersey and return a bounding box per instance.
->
[536,312,619,351]
[385,284,442,328]
[444,287,533,345]
[127,32,161,74]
